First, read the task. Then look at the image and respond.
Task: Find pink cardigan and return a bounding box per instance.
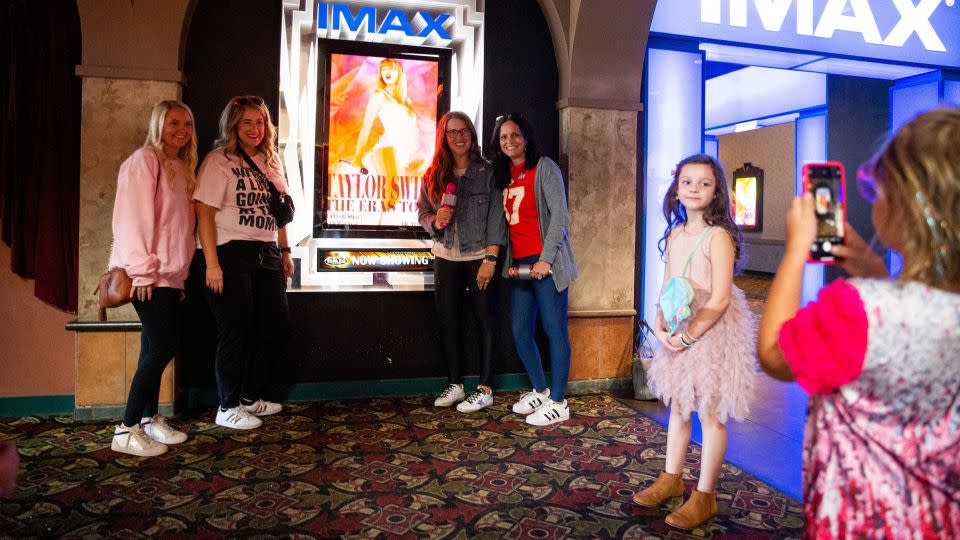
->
[108,147,195,289]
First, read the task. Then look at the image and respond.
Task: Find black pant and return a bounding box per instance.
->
[123,287,180,427]
[202,240,290,409]
[433,257,496,387]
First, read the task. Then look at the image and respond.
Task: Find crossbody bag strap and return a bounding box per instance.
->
[680,226,711,277]
[237,147,265,179]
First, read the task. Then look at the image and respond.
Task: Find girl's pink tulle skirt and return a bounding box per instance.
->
[647,285,758,423]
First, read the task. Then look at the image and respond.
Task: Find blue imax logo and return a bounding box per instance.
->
[318,3,452,41]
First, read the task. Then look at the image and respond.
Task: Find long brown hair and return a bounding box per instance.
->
[424,111,483,205]
[659,154,743,264]
[861,107,960,287]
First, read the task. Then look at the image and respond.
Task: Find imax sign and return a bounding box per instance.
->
[701,0,945,51]
[317,2,453,44]
[651,0,960,68]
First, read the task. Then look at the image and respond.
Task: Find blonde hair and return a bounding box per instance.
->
[144,100,198,193]
[377,58,414,115]
[863,107,960,287]
[213,96,282,174]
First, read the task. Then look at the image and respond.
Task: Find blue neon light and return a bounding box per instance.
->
[652,0,960,69]
[642,48,704,327]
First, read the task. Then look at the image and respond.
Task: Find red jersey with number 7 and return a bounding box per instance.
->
[505,162,542,258]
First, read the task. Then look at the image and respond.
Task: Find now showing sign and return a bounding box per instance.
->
[651,0,960,68]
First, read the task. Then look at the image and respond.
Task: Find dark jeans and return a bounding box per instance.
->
[123,287,181,427]
[509,254,570,402]
[201,240,290,409]
[434,256,496,388]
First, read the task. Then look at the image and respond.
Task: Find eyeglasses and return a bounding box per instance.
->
[855,165,878,203]
[232,96,264,108]
[445,128,471,138]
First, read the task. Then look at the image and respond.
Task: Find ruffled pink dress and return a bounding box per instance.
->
[647,226,757,423]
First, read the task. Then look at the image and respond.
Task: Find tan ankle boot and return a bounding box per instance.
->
[665,489,717,529]
[632,471,684,507]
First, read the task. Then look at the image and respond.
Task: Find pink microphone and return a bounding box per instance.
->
[439,182,457,229]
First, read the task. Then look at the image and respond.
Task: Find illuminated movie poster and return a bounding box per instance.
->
[327,54,439,227]
[734,176,758,228]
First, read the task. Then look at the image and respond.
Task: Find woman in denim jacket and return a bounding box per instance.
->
[418,111,507,412]
[491,113,579,427]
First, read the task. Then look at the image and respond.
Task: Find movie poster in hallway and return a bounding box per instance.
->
[326,53,439,227]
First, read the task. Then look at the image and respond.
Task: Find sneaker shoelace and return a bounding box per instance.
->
[439,385,458,399]
[128,425,156,448]
[523,392,545,409]
[150,416,177,437]
[465,389,486,404]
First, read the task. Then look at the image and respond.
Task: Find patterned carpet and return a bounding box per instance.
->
[0,393,804,538]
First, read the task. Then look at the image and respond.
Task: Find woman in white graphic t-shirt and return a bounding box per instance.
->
[194,96,293,431]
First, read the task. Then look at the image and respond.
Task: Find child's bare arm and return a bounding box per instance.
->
[758,195,816,381]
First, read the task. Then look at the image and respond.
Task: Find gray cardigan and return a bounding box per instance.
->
[501,156,579,292]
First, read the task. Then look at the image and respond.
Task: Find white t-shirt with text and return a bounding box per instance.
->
[194,149,289,245]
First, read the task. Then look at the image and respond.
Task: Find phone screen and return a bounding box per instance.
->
[804,163,845,262]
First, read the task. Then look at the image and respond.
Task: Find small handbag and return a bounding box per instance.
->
[238,148,295,228]
[659,227,710,334]
[632,319,657,400]
[95,268,133,321]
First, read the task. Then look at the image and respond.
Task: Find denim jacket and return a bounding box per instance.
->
[417,160,507,253]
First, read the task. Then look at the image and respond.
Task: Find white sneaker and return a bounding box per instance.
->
[141,414,187,444]
[215,406,263,430]
[243,399,283,416]
[433,383,465,407]
[525,399,570,426]
[456,388,493,412]
[512,388,550,415]
[111,424,168,457]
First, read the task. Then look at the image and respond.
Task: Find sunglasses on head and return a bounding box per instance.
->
[232,96,264,108]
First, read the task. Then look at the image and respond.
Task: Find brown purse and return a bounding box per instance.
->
[95,268,133,321]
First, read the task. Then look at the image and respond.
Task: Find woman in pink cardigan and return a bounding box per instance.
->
[108,100,198,457]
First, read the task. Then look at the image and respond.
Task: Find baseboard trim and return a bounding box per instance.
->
[0,395,75,417]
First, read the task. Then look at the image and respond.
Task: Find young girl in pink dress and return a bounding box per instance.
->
[758,108,960,538]
[633,154,757,529]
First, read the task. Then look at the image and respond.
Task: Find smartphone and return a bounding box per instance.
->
[802,162,846,264]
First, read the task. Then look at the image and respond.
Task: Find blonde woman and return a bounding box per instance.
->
[109,100,198,457]
[352,58,418,215]
[195,96,293,430]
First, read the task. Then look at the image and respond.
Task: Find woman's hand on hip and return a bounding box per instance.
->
[531,260,552,280]
[206,264,224,294]
[131,284,153,302]
[476,261,495,290]
[282,253,295,278]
